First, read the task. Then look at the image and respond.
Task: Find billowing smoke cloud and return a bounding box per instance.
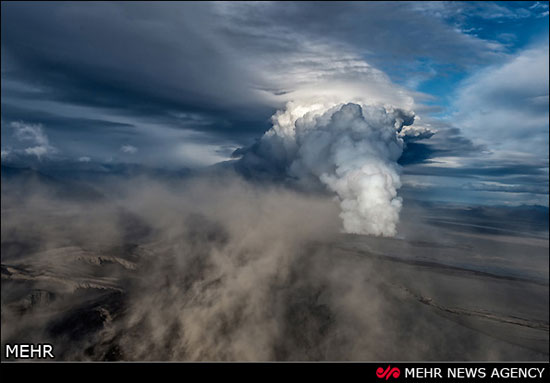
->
[237,100,422,236]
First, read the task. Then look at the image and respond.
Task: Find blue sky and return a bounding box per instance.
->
[1,1,548,206]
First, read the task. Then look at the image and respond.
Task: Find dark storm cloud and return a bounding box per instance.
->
[404,162,548,185]
[398,143,437,166]
[426,126,486,156]
[399,115,548,201]
[1,2,506,136]
[1,103,135,134]
[399,123,483,166]
[220,2,506,67]
[1,1,276,148]
[462,182,549,195]
[1,2,262,110]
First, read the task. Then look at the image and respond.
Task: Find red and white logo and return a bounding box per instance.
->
[376,365,401,380]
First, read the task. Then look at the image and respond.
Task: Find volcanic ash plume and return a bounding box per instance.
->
[248,101,417,236]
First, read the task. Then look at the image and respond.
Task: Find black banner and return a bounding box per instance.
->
[1,362,549,382]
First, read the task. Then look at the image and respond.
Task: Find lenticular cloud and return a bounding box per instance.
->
[245,100,420,236]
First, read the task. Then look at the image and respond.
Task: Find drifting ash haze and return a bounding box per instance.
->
[1,162,548,360]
